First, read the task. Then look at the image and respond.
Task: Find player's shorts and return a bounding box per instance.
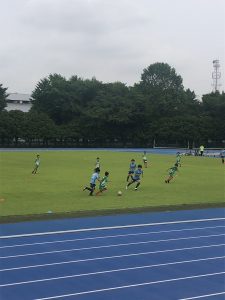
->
[132,177,140,182]
[90,183,96,189]
[99,185,107,191]
[143,159,147,163]
[128,170,135,175]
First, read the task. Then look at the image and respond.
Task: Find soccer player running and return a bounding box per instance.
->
[165,163,179,183]
[83,167,100,196]
[142,151,148,168]
[95,157,100,170]
[176,152,182,167]
[126,164,143,190]
[32,154,40,174]
[96,171,109,196]
[127,159,136,182]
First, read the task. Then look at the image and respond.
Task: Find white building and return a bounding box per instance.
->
[6,93,32,112]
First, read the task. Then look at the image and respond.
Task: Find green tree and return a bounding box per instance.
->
[202,91,225,119]
[24,111,57,146]
[139,62,183,93]
[0,111,13,145]
[8,110,26,145]
[0,84,8,111]
[31,74,74,124]
[202,91,225,143]
[136,63,189,119]
[31,74,103,125]
[83,82,134,145]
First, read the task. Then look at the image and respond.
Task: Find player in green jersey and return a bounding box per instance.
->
[176,152,182,167]
[95,157,100,170]
[142,151,148,168]
[165,163,179,183]
[32,154,40,174]
[96,171,109,195]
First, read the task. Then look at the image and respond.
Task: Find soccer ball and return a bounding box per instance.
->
[117,191,122,196]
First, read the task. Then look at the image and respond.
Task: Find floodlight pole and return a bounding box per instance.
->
[212,60,221,92]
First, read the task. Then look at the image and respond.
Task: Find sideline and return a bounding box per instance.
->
[1,202,225,224]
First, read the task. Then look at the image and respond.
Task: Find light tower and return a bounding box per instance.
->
[212,59,221,92]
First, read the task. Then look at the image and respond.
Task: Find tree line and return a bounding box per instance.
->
[0,63,225,148]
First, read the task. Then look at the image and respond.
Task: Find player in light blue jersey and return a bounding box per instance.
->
[127,159,136,182]
[83,167,100,196]
[126,164,143,190]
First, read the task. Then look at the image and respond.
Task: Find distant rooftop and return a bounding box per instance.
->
[6,93,32,112]
[7,93,31,102]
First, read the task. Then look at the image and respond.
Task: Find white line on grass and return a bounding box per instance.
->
[1,217,225,239]
[0,243,224,272]
[1,225,224,250]
[32,272,225,300]
[1,233,225,259]
[1,256,224,287]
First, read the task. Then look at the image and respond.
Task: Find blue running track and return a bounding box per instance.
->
[0,208,225,300]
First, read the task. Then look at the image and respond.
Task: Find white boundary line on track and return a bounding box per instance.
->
[179,291,225,299]
[32,271,225,300]
[1,256,224,287]
[1,233,225,259]
[1,217,225,239]
[1,243,224,272]
[1,225,224,249]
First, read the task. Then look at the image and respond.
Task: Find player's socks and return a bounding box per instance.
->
[135,183,140,189]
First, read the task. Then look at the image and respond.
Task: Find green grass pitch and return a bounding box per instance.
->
[0,151,224,219]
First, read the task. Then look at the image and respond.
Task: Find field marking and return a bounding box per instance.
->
[1,233,225,259]
[1,217,225,239]
[32,272,225,300]
[1,225,224,250]
[1,256,224,287]
[179,291,225,299]
[1,243,224,272]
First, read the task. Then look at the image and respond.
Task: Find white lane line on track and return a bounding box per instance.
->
[179,291,225,299]
[1,256,225,287]
[1,217,225,239]
[32,271,225,300]
[1,243,224,272]
[1,233,225,259]
[1,225,224,249]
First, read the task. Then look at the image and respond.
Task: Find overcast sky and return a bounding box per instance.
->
[0,0,224,98]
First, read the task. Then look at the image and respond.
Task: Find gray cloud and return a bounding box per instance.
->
[0,0,224,98]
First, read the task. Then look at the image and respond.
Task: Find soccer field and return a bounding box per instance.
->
[0,150,224,220]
